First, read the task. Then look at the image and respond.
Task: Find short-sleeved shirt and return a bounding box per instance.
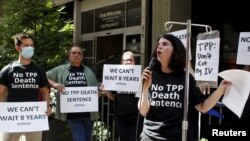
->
[0,61,49,102]
[141,70,206,141]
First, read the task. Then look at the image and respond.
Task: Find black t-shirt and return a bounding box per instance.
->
[65,66,90,119]
[141,70,206,141]
[0,61,49,102]
[113,91,140,121]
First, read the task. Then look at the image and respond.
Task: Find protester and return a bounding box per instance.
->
[0,32,51,141]
[101,51,143,141]
[46,45,99,141]
[138,33,231,141]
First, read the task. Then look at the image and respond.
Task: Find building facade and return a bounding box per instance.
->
[53,0,191,81]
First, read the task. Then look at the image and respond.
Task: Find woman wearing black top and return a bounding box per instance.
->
[139,34,231,141]
[102,51,143,141]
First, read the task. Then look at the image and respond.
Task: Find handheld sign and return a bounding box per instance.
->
[60,87,98,113]
[0,102,49,132]
[102,64,141,92]
[236,32,250,65]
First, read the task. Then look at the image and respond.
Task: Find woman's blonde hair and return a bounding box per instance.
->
[121,51,134,60]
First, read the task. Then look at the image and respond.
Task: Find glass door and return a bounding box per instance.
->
[96,34,123,81]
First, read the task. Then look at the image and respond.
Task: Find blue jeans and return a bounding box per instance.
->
[68,117,93,141]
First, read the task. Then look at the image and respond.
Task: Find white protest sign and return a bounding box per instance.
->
[170,29,187,48]
[236,32,250,65]
[195,38,220,81]
[60,87,98,113]
[0,101,48,132]
[102,64,141,92]
[170,29,192,60]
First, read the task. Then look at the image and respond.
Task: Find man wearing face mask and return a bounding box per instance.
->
[0,32,51,141]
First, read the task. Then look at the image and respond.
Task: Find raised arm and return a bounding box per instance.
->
[195,80,231,113]
[138,67,152,116]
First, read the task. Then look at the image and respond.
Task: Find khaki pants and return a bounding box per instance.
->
[1,132,42,141]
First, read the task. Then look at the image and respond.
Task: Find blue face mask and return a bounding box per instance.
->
[21,46,34,59]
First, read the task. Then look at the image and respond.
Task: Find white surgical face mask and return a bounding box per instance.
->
[21,46,34,59]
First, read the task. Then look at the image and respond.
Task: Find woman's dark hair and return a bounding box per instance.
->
[151,33,186,72]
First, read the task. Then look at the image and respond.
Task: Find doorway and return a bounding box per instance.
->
[95,34,123,81]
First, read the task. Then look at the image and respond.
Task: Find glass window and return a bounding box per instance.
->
[82,40,94,57]
[81,10,94,34]
[81,40,94,70]
[126,34,141,53]
[126,0,141,27]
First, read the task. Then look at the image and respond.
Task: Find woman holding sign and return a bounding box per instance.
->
[46,45,99,141]
[102,51,143,141]
[139,34,231,141]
